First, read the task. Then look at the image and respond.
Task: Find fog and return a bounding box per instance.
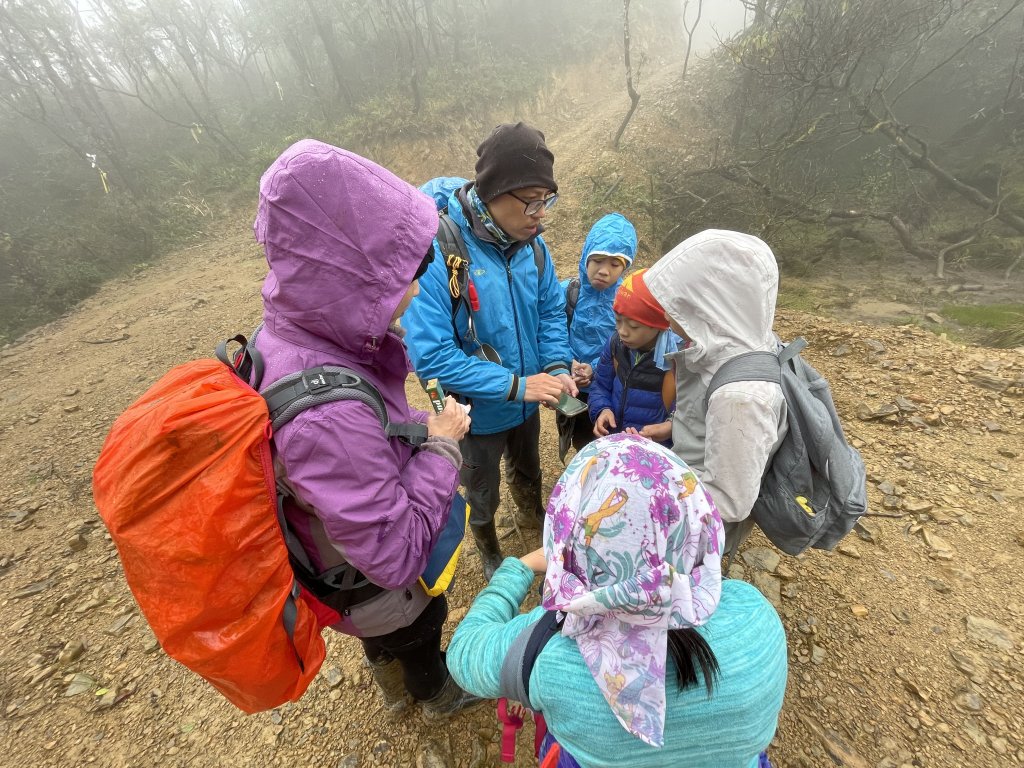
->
[2,0,1023,344]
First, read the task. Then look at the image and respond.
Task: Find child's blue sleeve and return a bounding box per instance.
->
[588,337,615,420]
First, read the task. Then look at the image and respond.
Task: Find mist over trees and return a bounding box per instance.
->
[2,0,1023,345]
[669,0,1024,283]
[0,0,678,343]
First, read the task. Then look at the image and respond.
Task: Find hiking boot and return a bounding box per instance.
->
[507,479,544,529]
[420,674,486,721]
[471,521,504,582]
[365,655,412,713]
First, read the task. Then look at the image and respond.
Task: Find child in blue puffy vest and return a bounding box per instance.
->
[589,269,676,446]
[557,213,638,461]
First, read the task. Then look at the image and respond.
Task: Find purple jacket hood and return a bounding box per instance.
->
[254,139,438,361]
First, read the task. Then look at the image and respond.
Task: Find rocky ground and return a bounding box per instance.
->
[1,64,1023,768]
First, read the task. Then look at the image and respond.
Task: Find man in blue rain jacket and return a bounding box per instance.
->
[403,123,576,580]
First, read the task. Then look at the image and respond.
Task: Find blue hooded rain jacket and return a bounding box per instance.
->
[565,213,637,391]
[403,181,572,435]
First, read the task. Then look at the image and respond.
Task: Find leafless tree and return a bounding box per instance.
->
[680,0,703,85]
[613,0,642,149]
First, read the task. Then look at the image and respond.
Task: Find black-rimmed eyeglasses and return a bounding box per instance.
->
[507,191,559,217]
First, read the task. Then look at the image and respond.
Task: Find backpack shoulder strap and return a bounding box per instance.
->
[261,363,426,611]
[436,212,471,320]
[565,277,581,330]
[261,365,428,446]
[531,239,546,279]
[702,339,808,414]
[498,609,563,708]
[216,333,265,389]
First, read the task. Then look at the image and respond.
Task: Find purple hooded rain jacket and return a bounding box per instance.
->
[253,140,460,638]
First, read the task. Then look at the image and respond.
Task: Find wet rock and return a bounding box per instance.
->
[64,672,96,697]
[965,616,1015,650]
[741,547,780,573]
[416,741,450,768]
[58,639,86,666]
[950,648,987,683]
[323,667,345,689]
[894,396,918,413]
[903,500,933,515]
[751,572,782,609]
[953,690,985,714]
[837,543,861,559]
[854,520,880,544]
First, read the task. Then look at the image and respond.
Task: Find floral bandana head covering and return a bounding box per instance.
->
[542,433,723,748]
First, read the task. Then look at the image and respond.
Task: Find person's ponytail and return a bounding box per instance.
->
[667,628,719,696]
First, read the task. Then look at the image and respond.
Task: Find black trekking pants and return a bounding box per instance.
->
[360,594,448,701]
[460,410,543,527]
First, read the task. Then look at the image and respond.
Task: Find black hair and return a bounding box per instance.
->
[413,242,435,281]
[667,627,719,696]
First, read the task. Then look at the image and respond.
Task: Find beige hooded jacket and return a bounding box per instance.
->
[645,230,788,524]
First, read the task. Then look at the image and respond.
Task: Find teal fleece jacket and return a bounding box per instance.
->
[447,558,788,768]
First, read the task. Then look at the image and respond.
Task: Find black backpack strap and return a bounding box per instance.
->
[436,212,472,329]
[565,277,581,331]
[263,362,428,613]
[263,365,390,433]
[498,609,563,708]
[216,334,265,389]
[274,481,384,612]
[531,239,546,279]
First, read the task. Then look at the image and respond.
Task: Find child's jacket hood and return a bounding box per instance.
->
[570,213,637,371]
[645,229,778,381]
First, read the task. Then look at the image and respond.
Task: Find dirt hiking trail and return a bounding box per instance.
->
[1,64,1023,768]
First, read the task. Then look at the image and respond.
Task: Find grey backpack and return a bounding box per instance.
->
[704,338,868,555]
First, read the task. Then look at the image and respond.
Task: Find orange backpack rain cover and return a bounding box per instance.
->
[93,358,325,713]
